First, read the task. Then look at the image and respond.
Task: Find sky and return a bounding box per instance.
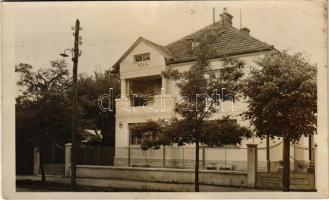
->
[13,1,327,75]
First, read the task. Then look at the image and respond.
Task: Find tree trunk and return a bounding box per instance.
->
[163,146,166,168]
[39,147,46,184]
[266,135,271,172]
[202,145,205,170]
[195,131,200,192]
[282,137,290,191]
[51,141,53,163]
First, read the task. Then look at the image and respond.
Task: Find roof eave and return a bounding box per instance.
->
[111,37,175,72]
[165,47,274,65]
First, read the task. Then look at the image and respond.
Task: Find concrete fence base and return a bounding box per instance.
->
[62,143,316,191]
[75,165,248,187]
[256,172,315,191]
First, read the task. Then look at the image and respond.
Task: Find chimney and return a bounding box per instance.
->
[220,8,233,26]
[240,27,250,35]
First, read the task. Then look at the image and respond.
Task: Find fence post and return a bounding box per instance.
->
[163,146,166,168]
[65,143,72,177]
[33,147,40,175]
[247,144,258,188]
[308,135,315,173]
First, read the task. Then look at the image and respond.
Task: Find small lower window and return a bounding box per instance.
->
[130,134,141,145]
[134,53,150,62]
[129,123,157,145]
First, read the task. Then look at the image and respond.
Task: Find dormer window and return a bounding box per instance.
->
[206,69,221,79]
[192,41,200,50]
[187,38,200,50]
[134,53,150,62]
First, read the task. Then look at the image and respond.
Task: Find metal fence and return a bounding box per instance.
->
[256,141,313,172]
[74,143,313,172]
[115,146,248,171]
[43,143,65,164]
[77,145,115,166]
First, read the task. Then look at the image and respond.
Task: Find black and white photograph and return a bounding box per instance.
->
[1,1,328,198]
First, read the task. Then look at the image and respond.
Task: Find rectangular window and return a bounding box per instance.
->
[129,123,157,145]
[129,124,141,145]
[130,134,156,145]
[130,134,141,145]
[206,69,221,79]
[134,53,150,62]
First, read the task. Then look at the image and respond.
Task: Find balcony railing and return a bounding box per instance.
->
[116,94,176,114]
[130,94,155,107]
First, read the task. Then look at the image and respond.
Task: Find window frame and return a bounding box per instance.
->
[134,53,150,63]
[128,124,158,146]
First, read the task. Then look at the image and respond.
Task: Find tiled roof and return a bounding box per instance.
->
[165,21,273,64]
[111,18,273,72]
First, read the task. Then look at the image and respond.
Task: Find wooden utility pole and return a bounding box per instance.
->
[213,7,215,24]
[71,19,81,191]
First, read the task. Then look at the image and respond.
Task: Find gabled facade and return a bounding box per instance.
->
[111,9,308,171]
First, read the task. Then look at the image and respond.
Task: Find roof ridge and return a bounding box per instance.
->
[165,21,273,64]
[141,37,175,59]
[166,21,225,47]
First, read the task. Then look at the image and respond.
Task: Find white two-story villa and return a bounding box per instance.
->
[111,9,311,171]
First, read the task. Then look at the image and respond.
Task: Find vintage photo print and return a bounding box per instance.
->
[1,0,328,199]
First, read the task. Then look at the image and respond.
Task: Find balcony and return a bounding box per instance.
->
[115,94,176,116]
[116,75,174,117]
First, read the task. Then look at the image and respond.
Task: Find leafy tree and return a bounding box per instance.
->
[77,70,120,146]
[131,26,251,192]
[16,60,121,183]
[16,60,72,183]
[131,116,251,150]
[241,50,317,191]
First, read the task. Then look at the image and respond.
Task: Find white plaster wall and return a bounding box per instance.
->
[116,51,271,149]
[166,52,266,131]
[166,52,266,95]
[120,41,166,79]
[165,52,269,148]
[116,48,310,164]
[115,112,174,148]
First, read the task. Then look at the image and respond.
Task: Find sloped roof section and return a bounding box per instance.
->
[165,21,273,64]
[112,13,274,72]
[143,37,175,60]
